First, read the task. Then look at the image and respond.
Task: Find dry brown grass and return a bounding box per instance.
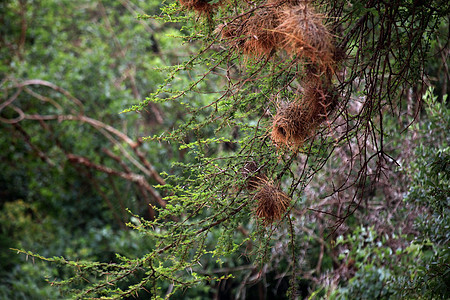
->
[218,5,282,57]
[254,179,290,224]
[242,161,268,191]
[303,79,339,120]
[271,99,316,148]
[276,3,335,72]
[179,0,220,15]
[271,80,338,148]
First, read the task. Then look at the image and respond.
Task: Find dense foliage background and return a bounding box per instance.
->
[0,0,448,299]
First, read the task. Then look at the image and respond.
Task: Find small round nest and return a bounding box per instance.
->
[254,180,290,224]
[179,0,219,15]
[217,17,249,48]
[243,6,282,56]
[242,161,267,191]
[276,4,335,71]
[218,5,282,57]
[271,80,339,148]
[271,100,315,148]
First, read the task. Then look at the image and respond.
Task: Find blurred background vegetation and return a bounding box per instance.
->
[1,1,185,298]
[0,0,448,299]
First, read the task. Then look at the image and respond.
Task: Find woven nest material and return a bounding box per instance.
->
[303,80,339,120]
[242,161,268,190]
[179,0,220,14]
[268,0,303,5]
[218,5,282,57]
[271,81,339,148]
[271,100,315,148]
[254,180,290,224]
[276,4,335,72]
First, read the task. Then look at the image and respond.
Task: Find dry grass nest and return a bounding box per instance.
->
[303,80,339,120]
[218,5,282,57]
[217,1,338,64]
[271,81,338,148]
[276,4,335,71]
[254,179,290,224]
[267,0,303,5]
[179,0,220,15]
[271,100,315,148]
[242,161,268,191]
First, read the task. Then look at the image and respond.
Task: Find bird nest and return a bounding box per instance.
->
[254,179,290,224]
[271,80,339,148]
[218,5,282,57]
[179,0,220,15]
[271,100,315,148]
[276,3,335,72]
[242,161,268,191]
[303,80,339,121]
[217,1,337,65]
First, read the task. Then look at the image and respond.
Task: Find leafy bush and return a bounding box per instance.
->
[1,0,449,299]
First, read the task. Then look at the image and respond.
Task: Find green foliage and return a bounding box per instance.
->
[1,0,449,299]
[0,0,178,298]
[325,90,450,300]
[407,90,449,215]
[392,90,449,299]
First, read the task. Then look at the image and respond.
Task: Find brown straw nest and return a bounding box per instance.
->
[254,179,290,224]
[267,0,303,5]
[179,0,220,15]
[271,100,316,148]
[271,81,339,148]
[276,3,335,72]
[217,1,338,64]
[303,80,339,121]
[218,5,282,57]
[242,161,268,191]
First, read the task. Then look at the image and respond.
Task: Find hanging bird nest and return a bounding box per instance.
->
[267,0,303,5]
[276,3,335,72]
[303,80,339,122]
[179,0,220,15]
[271,80,339,148]
[242,6,282,56]
[271,99,315,148]
[254,179,290,224]
[242,161,268,190]
[216,17,249,48]
[218,4,282,57]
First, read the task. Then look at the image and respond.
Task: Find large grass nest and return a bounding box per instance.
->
[254,179,290,224]
[217,1,337,64]
[276,3,335,72]
[218,5,282,57]
[271,100,315,148]
[179,0,220,15]
[271,80,339,148]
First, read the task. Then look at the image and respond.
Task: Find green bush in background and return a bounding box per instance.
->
[1,0,448,299]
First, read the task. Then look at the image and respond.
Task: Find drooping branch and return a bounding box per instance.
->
[66,154,166,208]
[1,79,168,215]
